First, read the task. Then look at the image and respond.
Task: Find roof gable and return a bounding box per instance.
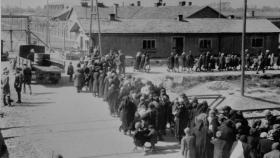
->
[188,6,226,18]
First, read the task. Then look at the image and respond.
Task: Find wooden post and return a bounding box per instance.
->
[89,0,94,54]
[9,30,13,52]
[96,0,102,56]
[241,0,247,96]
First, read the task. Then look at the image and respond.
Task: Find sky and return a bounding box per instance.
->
[1,0,280,8]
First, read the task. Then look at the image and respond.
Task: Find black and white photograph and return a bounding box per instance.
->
[1,0,280,157]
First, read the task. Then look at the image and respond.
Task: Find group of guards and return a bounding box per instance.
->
[1,63,32,106]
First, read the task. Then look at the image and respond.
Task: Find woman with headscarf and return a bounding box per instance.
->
[92,69,99,97]
[219,119,237,158]
[140,53,146,71]
[103,72,111,101]
[192,118,212,158]
[208,110,220,138]
[98,70,105,97]
[73,67,84,93]
[118,96,137,135]
[173,98,188,143]
[107,83,119,116]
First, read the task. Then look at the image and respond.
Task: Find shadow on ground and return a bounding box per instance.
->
[244,95,280,105]
[18,101,54,107]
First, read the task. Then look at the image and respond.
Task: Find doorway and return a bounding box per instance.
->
[172,37,184,54]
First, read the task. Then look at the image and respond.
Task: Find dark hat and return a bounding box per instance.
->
[222,106,232,111]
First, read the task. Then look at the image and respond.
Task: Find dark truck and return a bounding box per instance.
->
[18,45,64,84]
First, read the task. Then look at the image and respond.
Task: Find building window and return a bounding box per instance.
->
[251,37,263,48]
[199,39,212,49]
[143,39,156,50]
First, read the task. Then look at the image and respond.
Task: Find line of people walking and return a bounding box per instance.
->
[167,50,280,74]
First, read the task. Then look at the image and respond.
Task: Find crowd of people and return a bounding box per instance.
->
[71,51,280,158]
[167,50,280,74]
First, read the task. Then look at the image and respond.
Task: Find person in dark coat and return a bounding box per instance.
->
[192,119,212,158]
[14,67,24,103]
[277,55,280,69]
[196,54,203,72]
[118,96,137,135]
[218,120,236,158]
[239,135,253,158]
[140,53,146,71]
[98,70,105,97]
[92,71,99,97]
[67,62,74,82]
[245,53,251,70]
[188,52,195,71]
[168,52,175,72]
[256,52,265,74]
[1,68,13,106]
[118,50,126,74]
[103,74,110,101]
[23,63,32,95]
[209,55,216,71]
[218,53,226,71]
[155,97,167,140]
[134,52,142,71]
[204,51,211,71]
[107,83,119,116]
[174,100,188,143]
[247,128,259,158]
[208,110,220,138]
[258,132,274,158]
[174,54,180,72]
[181,127,196,158]
[144,53,151,72]
[73,68,84,93]
[0,129,8,158]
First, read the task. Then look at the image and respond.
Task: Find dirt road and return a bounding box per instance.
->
[1,62,180,158]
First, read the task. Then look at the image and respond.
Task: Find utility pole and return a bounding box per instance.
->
[89,0,94,54]
[96,0,102,56]
[9,12,13,52]
[241,0,247,96]
[46,0,50,47]
[219,0,222,18]
[26,17,31,45]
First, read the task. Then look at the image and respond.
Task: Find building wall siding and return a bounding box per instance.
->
[92,33,279,57]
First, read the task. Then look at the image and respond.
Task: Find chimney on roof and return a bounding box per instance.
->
[82,0,88,7]
[137,1,141,6]
[251,10,255,17]
[179,1,186,6]
[109,13,116,21]
[114,4,119,17]
[188,2,192,6]
[178,14,183,21]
